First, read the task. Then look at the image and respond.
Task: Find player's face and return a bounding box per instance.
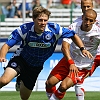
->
[82,13,96,32]
[81,1,93,13]
[33,13,49,34]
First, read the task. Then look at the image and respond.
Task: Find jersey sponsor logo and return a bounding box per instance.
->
[11,62,17,67]
[30,36,37,38]
[28,42,51,48]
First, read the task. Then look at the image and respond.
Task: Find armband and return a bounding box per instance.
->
[67,59,75,65]
[80,47,86,51]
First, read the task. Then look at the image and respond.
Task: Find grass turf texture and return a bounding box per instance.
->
[0,91,100,100]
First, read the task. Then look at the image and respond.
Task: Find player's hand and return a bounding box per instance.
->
[69,64,79,77]
[0,57,6,62]
[81,49,93,59]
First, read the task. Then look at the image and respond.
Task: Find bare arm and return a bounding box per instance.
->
[61,41,78,75]
[61,34,93,75]
[61,41,71,60]
[0,43,11,62]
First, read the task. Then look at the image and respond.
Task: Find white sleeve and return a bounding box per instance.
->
[97,44,100,55]
[96,14,100,27]
[63,38,73,44]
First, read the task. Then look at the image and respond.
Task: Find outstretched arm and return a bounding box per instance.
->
[0,43,11,62]
[61,40,78,76]
[61,34,93,76]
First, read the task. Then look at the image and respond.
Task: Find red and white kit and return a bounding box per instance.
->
[51,21,100,84]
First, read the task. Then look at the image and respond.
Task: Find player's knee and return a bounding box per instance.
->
[0,77,9,87]
[59,84,67,92]
[45,80,53,88]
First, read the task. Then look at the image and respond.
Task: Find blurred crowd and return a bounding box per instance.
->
[0,0,100,18]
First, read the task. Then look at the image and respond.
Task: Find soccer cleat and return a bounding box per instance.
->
[15,82,20,91]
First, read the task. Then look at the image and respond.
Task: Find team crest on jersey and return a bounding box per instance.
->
[11,62,17,67]
[45,34,52,40]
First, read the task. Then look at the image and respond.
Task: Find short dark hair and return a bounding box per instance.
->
[84,9,97,19]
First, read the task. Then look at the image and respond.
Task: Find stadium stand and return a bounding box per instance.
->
[0,8,100,37]
[0,8,82,36]
[0,8,100,51]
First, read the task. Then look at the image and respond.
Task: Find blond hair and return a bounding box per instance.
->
[32,6,51,19]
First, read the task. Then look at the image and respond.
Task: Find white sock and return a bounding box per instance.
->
[49,93,59,100]
[75,84,85,100]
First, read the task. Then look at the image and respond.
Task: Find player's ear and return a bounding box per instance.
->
[32,18,34,21]
[82,15,84,20]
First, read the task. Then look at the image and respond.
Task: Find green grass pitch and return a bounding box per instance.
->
[0,91,100,100]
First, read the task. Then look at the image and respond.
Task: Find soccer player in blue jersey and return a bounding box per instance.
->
[0,6,92,100]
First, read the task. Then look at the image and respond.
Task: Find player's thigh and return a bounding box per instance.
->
[46,74,60,86]
[60,77,74,89]
[20,81,32,100]
[1,67,17,83]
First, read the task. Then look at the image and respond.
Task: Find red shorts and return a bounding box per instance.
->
[50,57,90,85]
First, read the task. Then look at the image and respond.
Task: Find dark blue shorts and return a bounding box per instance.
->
[6,56,43,90]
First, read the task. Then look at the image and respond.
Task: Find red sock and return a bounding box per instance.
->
[46,86,56,93]
[54,89,66,99]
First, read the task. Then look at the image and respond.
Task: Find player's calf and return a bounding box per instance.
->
[46,86,56,99]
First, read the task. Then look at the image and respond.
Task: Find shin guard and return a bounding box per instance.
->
[75,84,85,100]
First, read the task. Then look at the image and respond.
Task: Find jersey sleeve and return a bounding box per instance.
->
[6,23,31,47]
[6,29,22,47]
[48,23,76,39]
[61,27,76,38]
[63,38,72,44]
[96,14,100,27]
[68,22,76,31]
[61,23,74,44]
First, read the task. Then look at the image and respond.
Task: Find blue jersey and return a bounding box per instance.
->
[6,22,75,67]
